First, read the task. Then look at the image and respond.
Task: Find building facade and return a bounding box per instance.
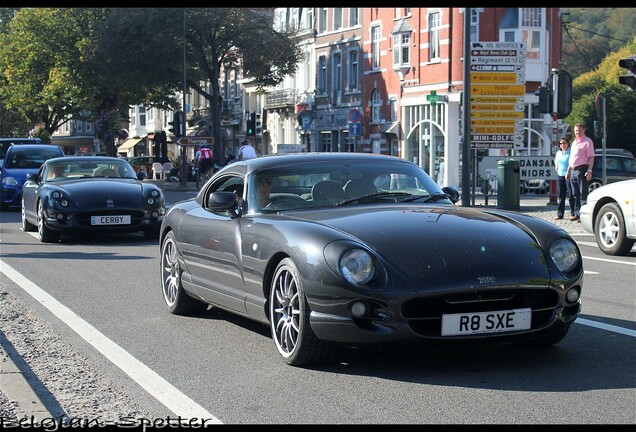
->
[55,7,564,190]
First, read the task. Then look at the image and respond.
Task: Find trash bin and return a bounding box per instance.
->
[497,158,520,210]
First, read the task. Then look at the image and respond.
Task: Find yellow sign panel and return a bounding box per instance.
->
[470,126,518,134]
[470,72,519,84]
[470,96,523,104]
[471,119,519,127]
[471,111,525,119]
[471,84,526,96]
[470,104,519,111]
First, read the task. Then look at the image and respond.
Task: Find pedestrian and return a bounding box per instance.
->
[196,143,214,179]
[553,138,575,220]
[237,137,257,161]
[436,156,445,187]
[565,123,595,222]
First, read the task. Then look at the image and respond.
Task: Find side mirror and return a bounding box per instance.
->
[442,186,460,204]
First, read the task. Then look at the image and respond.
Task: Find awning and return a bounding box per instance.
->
[379,122,400,135]
[118,138,144,151]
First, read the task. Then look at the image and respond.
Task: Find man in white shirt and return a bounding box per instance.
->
[237,137,257,161]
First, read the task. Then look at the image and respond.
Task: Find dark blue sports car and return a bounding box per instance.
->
[22,156,165,243]
[160,153,583,367]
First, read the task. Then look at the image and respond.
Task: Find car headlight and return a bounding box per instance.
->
[339,248,375,285]
[2,176,18,186]
[146,189,163,205]
[549,238,579,273]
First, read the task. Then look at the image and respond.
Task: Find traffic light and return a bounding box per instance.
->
[255,112,262,136]
[618,55,636,91]
[168,111,182,138]
[548,69,572,118]
[555,70,572,118]
[537,86,552,114]
[247,112,256,136]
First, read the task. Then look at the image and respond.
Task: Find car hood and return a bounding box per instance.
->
[54,179,155,207]
[3,167,39,184]
[289,204,551,290]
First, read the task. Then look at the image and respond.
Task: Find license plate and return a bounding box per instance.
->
[90,215,131,225]
[441,308,531,336]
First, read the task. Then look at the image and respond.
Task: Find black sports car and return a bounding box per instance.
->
[160,153,583,367]
[22,156,165,243]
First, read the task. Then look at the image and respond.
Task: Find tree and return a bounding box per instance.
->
[562,8,636,79]
[566,36,636,157]
[0,8,183,154]
[158,8,302,161]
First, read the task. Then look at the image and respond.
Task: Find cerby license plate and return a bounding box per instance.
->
[441,308,531,336]
[91,215,131,225]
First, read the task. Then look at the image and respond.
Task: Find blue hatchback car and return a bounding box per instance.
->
[0,144,64,211]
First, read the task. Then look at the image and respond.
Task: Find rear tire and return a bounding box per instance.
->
[594,202,635,256]
[21,200,36,232]
[160,231,208,315]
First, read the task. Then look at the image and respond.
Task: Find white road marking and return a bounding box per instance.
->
[575,318,636,337]
[0,260,222,424]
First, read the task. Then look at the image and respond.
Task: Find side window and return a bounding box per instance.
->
[205,175,245,212]
[623,158,636,172]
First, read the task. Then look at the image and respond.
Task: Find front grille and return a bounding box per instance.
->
[402,288,560,337]
[75,210,146,228]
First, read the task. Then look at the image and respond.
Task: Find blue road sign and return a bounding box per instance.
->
[349,122,361,136]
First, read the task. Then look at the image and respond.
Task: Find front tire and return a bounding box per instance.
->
[37,200,60,243]
[594,202,635,256]
[269,258,335,367]
[160,231,208,315]
[588,179,603,194]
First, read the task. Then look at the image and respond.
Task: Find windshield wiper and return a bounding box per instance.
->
[422,192,451,203]
[335,191,412,206]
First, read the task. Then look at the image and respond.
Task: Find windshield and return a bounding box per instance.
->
[6,149,61,169]
[43,159,138,181]
[244,159,450,214]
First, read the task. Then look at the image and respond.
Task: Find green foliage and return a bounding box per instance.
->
[566,36,636,156]
[563,8,636,79]
[0,7,301,157]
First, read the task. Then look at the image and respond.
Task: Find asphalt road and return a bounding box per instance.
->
[1,186,634,425]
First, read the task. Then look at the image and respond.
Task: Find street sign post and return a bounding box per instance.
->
[297,111,314,131]
[469,41,526,150]
[348,122,361,136]
[176,137,214,146]
[348,109,361,123]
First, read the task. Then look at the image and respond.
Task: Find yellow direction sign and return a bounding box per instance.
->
[470,72,520,84]
[471,84,525,96]
[470,96,523,104]
[471,119,520,127]
[470,126,519,134]
[472,111,525,119]
[470,104,522,111]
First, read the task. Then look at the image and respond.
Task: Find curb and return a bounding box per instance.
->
[0,331,67,423]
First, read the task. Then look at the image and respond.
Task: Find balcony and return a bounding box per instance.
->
[265,89,298,109]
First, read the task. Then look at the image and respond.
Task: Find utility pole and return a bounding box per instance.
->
[461,7,471,207]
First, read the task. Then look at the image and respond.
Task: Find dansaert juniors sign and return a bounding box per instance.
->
[479,156,556,181]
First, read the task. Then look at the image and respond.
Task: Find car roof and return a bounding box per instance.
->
[236,152,411,171]
[44,156,124,164]
[5,144,64,154]
[595,148,634,157]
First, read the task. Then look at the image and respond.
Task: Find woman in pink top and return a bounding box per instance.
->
[565,123,595,221]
